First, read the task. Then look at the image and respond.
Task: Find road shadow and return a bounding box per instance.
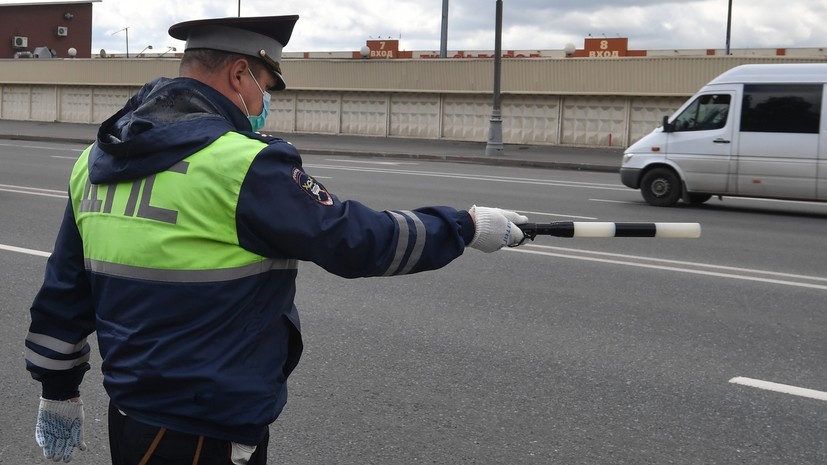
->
[690,198,827,220]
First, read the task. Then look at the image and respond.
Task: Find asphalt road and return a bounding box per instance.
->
[1,139,825,464]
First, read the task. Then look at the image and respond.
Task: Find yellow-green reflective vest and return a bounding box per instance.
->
[70,131,287,282]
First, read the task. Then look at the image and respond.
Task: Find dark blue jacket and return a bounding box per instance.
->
[26,77,474,444]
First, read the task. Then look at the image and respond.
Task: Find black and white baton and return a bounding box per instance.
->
[518,222,701,241]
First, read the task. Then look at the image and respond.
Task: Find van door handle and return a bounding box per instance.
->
[713,138,730,144]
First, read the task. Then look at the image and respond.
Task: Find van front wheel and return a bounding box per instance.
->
[640,168,681,207]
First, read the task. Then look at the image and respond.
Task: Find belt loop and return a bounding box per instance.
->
[138,427,167,465]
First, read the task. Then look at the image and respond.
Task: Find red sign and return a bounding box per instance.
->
[352,39,413,59]
[584,38,628,57]
[366,39,398,58]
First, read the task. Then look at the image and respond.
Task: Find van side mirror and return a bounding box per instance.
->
[662,115,674,133]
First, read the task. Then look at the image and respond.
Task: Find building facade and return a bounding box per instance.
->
[0,0,97,59]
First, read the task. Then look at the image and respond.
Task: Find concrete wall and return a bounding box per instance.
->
[1,55,825,147]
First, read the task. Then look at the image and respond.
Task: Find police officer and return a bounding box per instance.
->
[25,15,528,464]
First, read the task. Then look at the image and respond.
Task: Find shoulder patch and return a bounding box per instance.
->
[292,167,334,206]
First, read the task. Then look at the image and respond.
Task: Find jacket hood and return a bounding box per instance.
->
[88,77,252,184]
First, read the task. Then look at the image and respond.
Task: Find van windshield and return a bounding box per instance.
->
[672,94,731,132]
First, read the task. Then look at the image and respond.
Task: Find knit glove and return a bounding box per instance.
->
[468,205,529,252]
[36,397,86,463]
[231,442,258,464]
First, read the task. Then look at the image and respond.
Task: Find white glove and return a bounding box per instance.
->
[231,442,257,464]
[468,205,529,252]
[36,397,86,463]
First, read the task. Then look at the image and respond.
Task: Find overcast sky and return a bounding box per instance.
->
[28,0,827,54]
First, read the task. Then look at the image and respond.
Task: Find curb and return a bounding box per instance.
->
[278,148,620,172]
[1,133,621,173]
[1,133,95,145]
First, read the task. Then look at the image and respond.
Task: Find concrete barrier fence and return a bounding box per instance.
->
[1,55,824,147]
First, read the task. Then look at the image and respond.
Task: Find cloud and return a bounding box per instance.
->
[82,0,827,55]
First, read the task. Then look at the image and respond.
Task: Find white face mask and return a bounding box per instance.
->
[238,69,271,132]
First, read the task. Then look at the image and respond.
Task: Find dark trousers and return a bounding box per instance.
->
[108,402,269,465]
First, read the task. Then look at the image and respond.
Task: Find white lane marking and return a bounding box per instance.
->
[508,245,827,291]
[0,142,83,152]
[590,199,637,204]
[526,245,827,283]
[729,377,827,402]
[0,184,67,198]
[511,210,597,220]
[0,244,51,258]
[304,163,626,190]
[51,155,80,160]
[324,158,419,166]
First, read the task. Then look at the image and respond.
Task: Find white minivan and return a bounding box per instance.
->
[620,63,827,206]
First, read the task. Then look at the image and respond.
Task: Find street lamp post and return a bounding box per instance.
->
[159,46,177,57]
[113,27,129,58]
[138,45,153,56]
[484,0,504,156]
[440,0,449,58]
[725,0,733,55]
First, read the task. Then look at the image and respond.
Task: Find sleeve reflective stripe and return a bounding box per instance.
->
[26,332,87,355]
[396,211,426,275]
[25,347,90,371]
[384,211,409,276]
[384,211,426,276]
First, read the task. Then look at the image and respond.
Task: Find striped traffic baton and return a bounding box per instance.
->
[517,222,701,241]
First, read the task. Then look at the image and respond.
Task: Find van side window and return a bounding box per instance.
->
[672,94,731,132]
[741,84,822,134]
